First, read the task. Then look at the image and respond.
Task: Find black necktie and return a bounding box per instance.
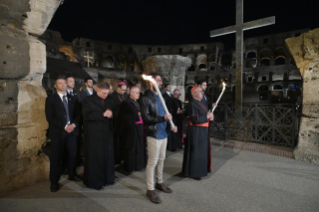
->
[62,95,70,124]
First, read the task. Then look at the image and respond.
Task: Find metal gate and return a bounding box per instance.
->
[210,103,298,148]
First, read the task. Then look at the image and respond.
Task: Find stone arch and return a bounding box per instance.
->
[273,84,283,90]
[246,51,257,68]
[196,54,207,70]
[59,46,75,62]
[258,84,269,91]
[259,48,272,66]
[100,55,115,68]
[274,47,287,65]
[198,64,207,70]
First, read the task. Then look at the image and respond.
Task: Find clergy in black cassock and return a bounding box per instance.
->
[117,86,146,173]
[182,86,214,180]
[167,89,184,151]
[82,82,115,190]
[109,81,128,164]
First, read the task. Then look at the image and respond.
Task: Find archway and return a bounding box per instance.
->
[246,51,257,68]
[274,47,287,65]
[198,64,207,70]
[259,49,271,66]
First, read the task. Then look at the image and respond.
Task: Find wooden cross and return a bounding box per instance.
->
[210,0,275,108]
[83,51,94,67]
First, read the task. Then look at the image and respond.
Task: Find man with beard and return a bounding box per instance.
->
[82,81,115,190]
[182,86,214,181]
[167,89,184,151]
[117,86,146,173]
[141,74,177,204]
[79,77,94,102]
[110,81,128,164]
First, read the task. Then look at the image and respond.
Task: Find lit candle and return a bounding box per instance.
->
[212,82,226,112]
[142,74,175,128]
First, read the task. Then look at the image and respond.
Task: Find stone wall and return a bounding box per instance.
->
[0,0,61,196]
[142,55,191,101]
[285,28,319,163]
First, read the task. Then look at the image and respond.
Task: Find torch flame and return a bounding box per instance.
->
[142,74,155,83]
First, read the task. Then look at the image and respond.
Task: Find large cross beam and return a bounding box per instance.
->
[210,0,275,108]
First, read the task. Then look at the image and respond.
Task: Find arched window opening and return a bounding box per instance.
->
[188,64,195,71]
[198,64,207,70]
[273,85,283,90]
[260,58,270,66]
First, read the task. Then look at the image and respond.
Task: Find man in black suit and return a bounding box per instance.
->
[66,75,79,100]
[79,77,94,102]
[65,75,83,169]
[162,84,172,103]
[45,77,82,192]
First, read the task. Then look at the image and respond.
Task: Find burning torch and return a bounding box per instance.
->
[212,82,226,112]
[142,74,175,128]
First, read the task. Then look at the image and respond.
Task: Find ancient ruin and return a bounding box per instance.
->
[286,29,319,163]
[0,0,317,198]
[0,0,62,196]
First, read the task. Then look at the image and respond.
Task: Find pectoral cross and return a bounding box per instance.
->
[83,51,94,67]
[210,0,275,108]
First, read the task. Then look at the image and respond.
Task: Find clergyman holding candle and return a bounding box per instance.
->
[140,73,177,204]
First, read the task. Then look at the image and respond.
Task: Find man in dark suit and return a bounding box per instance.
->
[197,79,209,110]
[79,77,94,102]
[162,84,172,103]
[45,77,82,192]
[65,75,83,169]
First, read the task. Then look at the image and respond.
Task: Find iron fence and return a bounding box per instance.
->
[210,103,299,148]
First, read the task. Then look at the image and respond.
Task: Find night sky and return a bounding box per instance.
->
[49,0,319,50]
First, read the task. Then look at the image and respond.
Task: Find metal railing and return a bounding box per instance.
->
[210,103,299,148]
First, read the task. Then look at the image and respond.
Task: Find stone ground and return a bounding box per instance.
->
[1,145,319,212]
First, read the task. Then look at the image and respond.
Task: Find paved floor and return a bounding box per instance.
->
[1,146,319,212]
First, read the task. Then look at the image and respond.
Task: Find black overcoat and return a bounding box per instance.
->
[82,93,115,188]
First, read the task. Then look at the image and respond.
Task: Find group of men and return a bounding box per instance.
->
[45,73,215,204]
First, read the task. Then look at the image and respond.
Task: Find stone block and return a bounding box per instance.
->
[142,55,191,101]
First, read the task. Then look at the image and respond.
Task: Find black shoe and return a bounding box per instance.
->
[69,175,83,181]
[93,186,103,190]
[50,183,59,192]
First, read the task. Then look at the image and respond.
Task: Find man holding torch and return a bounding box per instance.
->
[140,73,177,204]
[182,86,214,181]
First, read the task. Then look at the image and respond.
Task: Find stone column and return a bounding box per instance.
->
[141,55,191,101]
[285,28,319,163]
[0,0,61,196]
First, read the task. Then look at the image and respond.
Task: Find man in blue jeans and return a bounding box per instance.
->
[141,73,177,204]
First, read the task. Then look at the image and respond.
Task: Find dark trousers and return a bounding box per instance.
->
[50,133,77,184]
